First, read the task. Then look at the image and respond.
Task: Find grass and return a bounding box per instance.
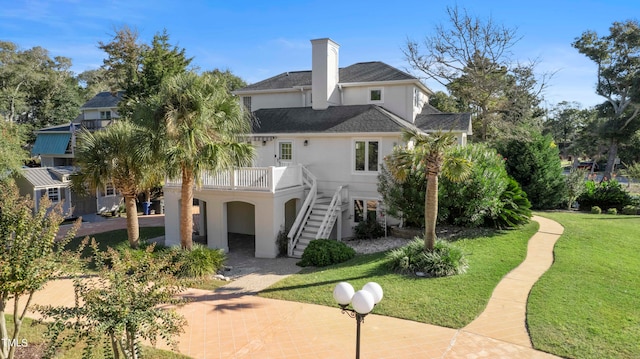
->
[260,221,539,328]
[528,212,640,359]
[4,315,191,359]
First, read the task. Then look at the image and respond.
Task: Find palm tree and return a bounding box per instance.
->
[142,72,255,250]
[74,121,153,248]
[388,129,471,251]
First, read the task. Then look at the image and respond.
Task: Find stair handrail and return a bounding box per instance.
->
[316,185,343,240]
[287,165,317,256]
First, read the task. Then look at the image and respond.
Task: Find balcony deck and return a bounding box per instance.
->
[164,165,303,193]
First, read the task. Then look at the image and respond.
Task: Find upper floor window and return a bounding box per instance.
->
[242,96,252,112]
[369,88,383,103]
[413,88,420,108]
[48,188,60,202]
[100,111,111,120]
[354,140,379,172]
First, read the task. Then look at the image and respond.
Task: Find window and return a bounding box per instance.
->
[369,88,383,103]
[48,188,60,202]
[100,111,111,120]
[354,140,379,172]
[413,88,420,108]
[354,199,378,223]
[279,142,292,161]
[104,182,115,197]
[243,96,252,112]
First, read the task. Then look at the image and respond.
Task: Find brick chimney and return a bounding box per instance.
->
[311,38,340,110]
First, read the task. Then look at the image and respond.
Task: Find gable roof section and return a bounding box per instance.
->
[238,62,417,92]
[81,91,124,109]
[251,105,413,134]
[31,133,71,156]
[415,104,473,134]
[19,167,73,188]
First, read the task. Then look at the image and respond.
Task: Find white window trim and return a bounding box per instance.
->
[103,182,116,197]
[352,138,381,175]
[100,110,112,120]
[368,87,384,104]
[277,139,294,166]
[47,187,60,203]
[352,197,380,224]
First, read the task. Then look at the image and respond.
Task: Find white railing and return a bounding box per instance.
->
[316,185,345,240]
[287,165,317,256]
[165,166,302,192]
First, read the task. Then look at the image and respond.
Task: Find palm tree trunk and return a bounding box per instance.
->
[424,174,438,252]
[124,195,139,249]
[180,168,194,250]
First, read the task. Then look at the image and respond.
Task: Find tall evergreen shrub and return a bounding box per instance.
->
[496,133,566,209]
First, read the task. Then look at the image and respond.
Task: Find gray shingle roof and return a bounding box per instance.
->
[81,91,124,109]
[238,62,417,92]
[251,105,412,134]
[19,167,74,188]
[415,105,473,134]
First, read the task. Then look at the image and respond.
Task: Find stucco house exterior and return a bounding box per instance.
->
[163,38,472,258]
[20,91,125,217]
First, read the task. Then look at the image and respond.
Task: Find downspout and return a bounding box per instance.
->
[338,84,343,105]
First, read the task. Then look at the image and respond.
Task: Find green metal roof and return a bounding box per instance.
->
[31,133,71,156]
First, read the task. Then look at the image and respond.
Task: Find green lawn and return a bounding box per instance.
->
[260,221,539,328]
[528,212,640,359]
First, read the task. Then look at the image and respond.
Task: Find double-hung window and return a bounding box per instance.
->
[48,188,60,202]
[354,140,379,172]
[100,111,111,120]
[104,182,115,197]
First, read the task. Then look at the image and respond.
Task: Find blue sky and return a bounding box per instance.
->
[1,0,638,108]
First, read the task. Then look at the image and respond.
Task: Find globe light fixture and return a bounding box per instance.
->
[333,282,384,359]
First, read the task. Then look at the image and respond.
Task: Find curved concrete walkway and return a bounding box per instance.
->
[17,215,564,358]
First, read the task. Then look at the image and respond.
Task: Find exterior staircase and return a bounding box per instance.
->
[287,165,345,258]
[291,195,332,258]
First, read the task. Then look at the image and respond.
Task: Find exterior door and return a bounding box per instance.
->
[278,141,293,166]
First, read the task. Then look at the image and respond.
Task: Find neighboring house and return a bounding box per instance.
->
[163,38,472,258]
[20,91,125,217]
[14,166,74,217]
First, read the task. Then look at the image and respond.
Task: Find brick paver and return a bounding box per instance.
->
[15,214,564,358]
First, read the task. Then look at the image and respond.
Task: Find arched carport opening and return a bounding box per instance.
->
[226,201,256,256]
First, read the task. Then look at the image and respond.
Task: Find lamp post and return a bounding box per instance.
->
[333,282,383,359]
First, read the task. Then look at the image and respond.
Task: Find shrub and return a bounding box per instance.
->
[496,133,566,209]
[277,229,289,257]
[353,218,385,239]
[606,208,618,215]
[386,237,468,277]
[489,177,532,229]
[297,239,355,267]
[577,179,635,211]
[565,168,588,209]
[378,161,425,228]
[439,144,510,227]
[170,244,226,278]
[381,143,532,230]
[591,206,602,214]
[440,144,531,228]
[622,205,638,215]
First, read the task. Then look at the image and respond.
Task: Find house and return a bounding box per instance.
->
[20,91,125,217]
[163,38,472,258]
[14,166,74,217]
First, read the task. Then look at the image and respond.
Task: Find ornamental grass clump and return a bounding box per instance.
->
[170,244,226,278]
[386,237,468,277]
